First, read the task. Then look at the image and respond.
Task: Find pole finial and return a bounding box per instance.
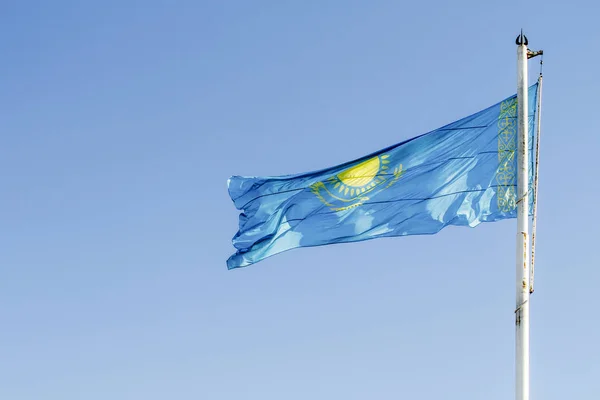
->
[516,30,528,46]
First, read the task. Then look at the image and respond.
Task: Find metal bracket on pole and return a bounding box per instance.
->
[527,50,543,59]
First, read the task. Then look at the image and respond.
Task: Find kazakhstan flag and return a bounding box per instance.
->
[227,85,539,269]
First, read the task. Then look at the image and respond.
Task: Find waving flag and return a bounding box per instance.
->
[227,85,539,269]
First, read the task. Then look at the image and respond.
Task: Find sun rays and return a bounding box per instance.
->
[330,154,390,197]
[310,154,402,211]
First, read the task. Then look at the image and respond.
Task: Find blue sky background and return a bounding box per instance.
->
[1,1,599,399]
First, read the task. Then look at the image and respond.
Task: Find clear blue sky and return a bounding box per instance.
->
[1,1,599,399]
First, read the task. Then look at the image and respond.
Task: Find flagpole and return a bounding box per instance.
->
[515,32,530,400]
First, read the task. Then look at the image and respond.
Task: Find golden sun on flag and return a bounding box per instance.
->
[310,154,403,211]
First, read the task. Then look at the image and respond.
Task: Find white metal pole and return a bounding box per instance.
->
[515,33,530,400]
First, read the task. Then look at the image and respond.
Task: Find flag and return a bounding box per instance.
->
[227,84,539,269]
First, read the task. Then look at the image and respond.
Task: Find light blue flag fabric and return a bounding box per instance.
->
[227,85,539,269]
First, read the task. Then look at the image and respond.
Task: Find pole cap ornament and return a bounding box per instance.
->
[516,32,528,46]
